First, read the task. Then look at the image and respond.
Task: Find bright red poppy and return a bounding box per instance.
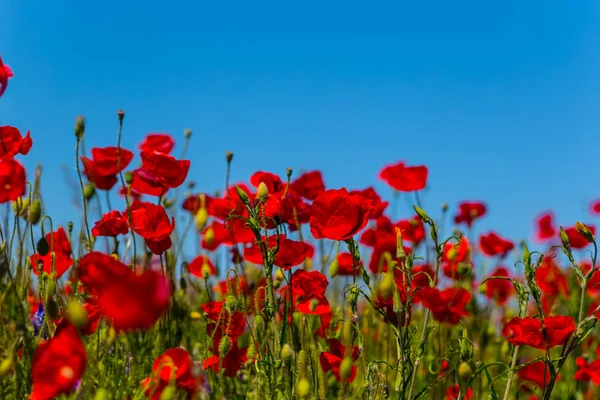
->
[349,187,388,219]
[132,151,190,196]
[503,316,575,349]
[0,126,32,159]
[141,348,203,399]
[454,201,486,227]
[139,133,175,155]
[379,161,428,192]
[534,211,556,243]
[30,227,73,278]
[92,210,129,237]
[564,225,596,249]
[483,267,514,305]
[0,56,13,98]
[130,201,175,254]
[310,188,372,241]
[574,357,600,384]
[445,385,473,400]
[395,216,426,245]
[420,287,471,324]
[290,170,325,200]
[441,237,471,279]
[479,232,515,257]
[30,321,87,400]
[336,252,361,276]
[0,158,26,203]
[518,360,556,389]
[319,338,360,383]
[81,147,134,191]
[244,234,312,270]
[250,171,286,195]
[188,255,217,277]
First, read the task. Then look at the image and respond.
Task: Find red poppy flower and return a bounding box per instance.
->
[201,300,246,339]
[564,225,596,249]
[92,210,129,237]
[244,234,312,270]
[535,212,556,242]
[574,357,600,384]
[379,161,428,192]
[395,216,426,245]
[479,232,514,257]
[360,215,394,247]
[132,151,190,196]
[290,170,325,200]
[139,133,175,155]
[188,255,217,277]
[0,56,13,98]
[286,269,332,317]
[441,237,471,279]
[445,385,473,400]
[30,227,73,278]
[349,187,388,219]
[142,348,204,399]
[78,252,172,331]
[503,316,575,349]
[518,360,555,389]
[30,321,86,400]
[454,201,486,227]
[0,126,32,159]
[535,258,569,298]
[81,147,134,191]
[336,252,361,276]
[130,201,175,254]
[0,158,26,203]
[310,188,372,241]
[411,264,435,303]
[319,338,360,383]
[419,287,471,324]
[202,338,248,378]
[281,192,312,230]
[56,300,102,336]
[483,267,514,305]
[250,171,286,195]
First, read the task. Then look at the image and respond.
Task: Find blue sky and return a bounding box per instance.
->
[1,1,600,247]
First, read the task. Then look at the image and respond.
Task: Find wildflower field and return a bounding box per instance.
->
[2,56,600,400]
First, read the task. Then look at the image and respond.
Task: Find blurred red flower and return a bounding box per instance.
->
[483,267,514,305]
[454,201,486,227]
[139,133,175,155]
[0,158,26,203]
[0,56,13,98]
[395,215,426,246]
[534,212,556,242]
[0,126,32,159]
[30,227,73,278]
[319,338,360,383]
[290,170,325,200]
[141,348,203,399]
[379,161,428,192]
[503,316,575,349]
[188,255,217,277]
[244,234,312,270]
[479,232,514,257]
[92,210,129,237]
[349,187,388,219]
[445,385,473,400]
[420,287,471,324]
[564,225,596,249]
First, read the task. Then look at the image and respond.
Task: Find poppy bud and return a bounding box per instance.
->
[297,349,309,378]
[184,128,192,139]
[94,388,109,400]
[162,198,175,209]
[254,315,265,333]
[67,221,74,234]
[195,208,208,232]
[393,288,403,314]
[257,182,268,204]
[235,185,250,205]
[84,183,96,200]
[395,227,405,261]
[441,202,448,212]
[280,344,294,366]
[339,357,353,383]
[204,227,214,247]
[225,151,234,163]
[66,299,88,329]
[106,326,117,347]
[413,205,432,225]
[45,279,56,302]
[246,341,256,363]
[379,272,395,300]
[576,221,595,244]
[124,171,133,184]
[559,227,570,248]
[297,378,311,398]
[219,336,231,358]
[329,259,339,277]
[74,116,86,138]
[45,299,59,320]
[117,109,125,122]
[0,356,14,376]
[159,384,176,400]
[29,199,42,225]
[457,362,473,382]
[225,295,238,311]
[12,197,28,217]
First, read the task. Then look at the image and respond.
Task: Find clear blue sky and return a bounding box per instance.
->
[1,1,600,246]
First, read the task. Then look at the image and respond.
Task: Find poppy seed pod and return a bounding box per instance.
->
[204,227,215,247]
[184,128,192,139]
[225,151,233,163]
[257,182,268,204]
[74,116,85,138]
[117,109,125,122]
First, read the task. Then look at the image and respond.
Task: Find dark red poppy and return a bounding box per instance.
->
[30,321,86,400]
[92,210,129,237]
[379,161,428,192]
[441,237,471,279]
[479,232,514,257]
[518,360,556,389]
[395,216,425,245]
[319,339,360,383]
[290,170,325,200]
[419,287,471,324]
[78,252,171,331]
[130,201,175,254]
[141,348,204,399]
[535,212,556,242]
[188,255,217,277]
[139,133,175,155]
[445,385,473,400]
[564,224,596,249]
[349,187,388,219]
[30,227,73,278]
[288,269,332,317]
[244,234,311,270]
[454,201,486,227]
[250,171,286,195]
[336,252,361,276]
[483,267,514,305]
[0,126,32,159]
[0,56,13,98]
[503,316,575,349]
[574,357,600,384]
[132,151,190,196]
[310,188,372,241]
[0,158,26,203]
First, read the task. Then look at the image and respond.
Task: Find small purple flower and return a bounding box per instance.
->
[32,303,45,337]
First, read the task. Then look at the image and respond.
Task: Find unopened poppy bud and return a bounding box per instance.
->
[159,384,176,400]
[67,221,74,234]
[286,167,293,179]
[0,356,14,376]
[297,349,309,378]
[254,315,265,332]
[393,288,403,314]
[84,183,96,200]
[219,336,231,357]
[201,262,211,279]
[117,109,125,122]
[225,295,238,311]
[457,362,473,382]
[195,208,208,232]
[379,272,395,300]
[45,279,56,302]
[45,299,59,320]
[74,116,85,138]
[235,185,250,205]
[297,378,311,398]
[184,128,192,139]
[329,259,339,277]
[280,344,294,366]
[559,227,570,248]
[257,182,268,204]
[12,197,27,216]
[339,357,353,383]
[66,299,88,329]
[29,199,42,225]
[246,341,256,362]
[204,227,214,247]
[225,151,234,163]
[94,388,109,400]
[124,171,133,184]
[413,205,432,224]
[395,227,405,261]
[162,198,174,209]
[106,326,117,347]
[576,221,595,244]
